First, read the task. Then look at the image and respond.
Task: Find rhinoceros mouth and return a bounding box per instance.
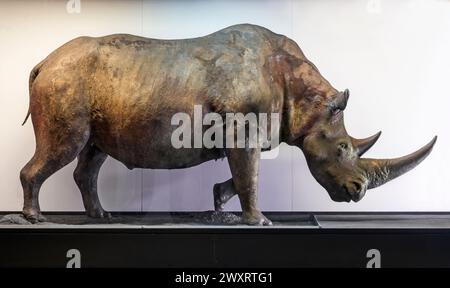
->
[330,189,352,203]
[337,186,361,203]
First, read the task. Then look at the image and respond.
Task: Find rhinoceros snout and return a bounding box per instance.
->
[345,180,367,201]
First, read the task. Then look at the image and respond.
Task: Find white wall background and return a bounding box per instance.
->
[0,0,448,212]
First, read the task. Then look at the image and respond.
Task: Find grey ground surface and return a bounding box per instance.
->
[315,214,450,228]
[0,211,315,228]
[1,212,450,229]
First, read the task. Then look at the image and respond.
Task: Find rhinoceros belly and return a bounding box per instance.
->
[90,102,226,169]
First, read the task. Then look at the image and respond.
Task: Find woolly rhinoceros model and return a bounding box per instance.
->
[21,24,436,225]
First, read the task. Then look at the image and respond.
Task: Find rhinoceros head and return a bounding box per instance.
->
[300,89,436,202]
[277,38,437,202]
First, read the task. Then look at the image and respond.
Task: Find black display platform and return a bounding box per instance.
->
[1,212,450,268]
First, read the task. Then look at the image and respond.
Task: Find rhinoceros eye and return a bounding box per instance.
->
[339,142,348,150]
[337,142,349,157]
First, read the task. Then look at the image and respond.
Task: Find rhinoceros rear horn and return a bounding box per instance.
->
[359,136,437,189]
[351,131,382,156]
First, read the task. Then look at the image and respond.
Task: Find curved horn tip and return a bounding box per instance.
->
[415,135,438,159]
[430,135,438,146]
[364,130,382,144]
[372,130,382,142]
[420,135,438,154]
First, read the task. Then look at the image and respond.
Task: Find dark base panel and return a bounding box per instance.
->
[1,212,450,268]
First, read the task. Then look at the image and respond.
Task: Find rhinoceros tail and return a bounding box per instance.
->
[22,61,44,126]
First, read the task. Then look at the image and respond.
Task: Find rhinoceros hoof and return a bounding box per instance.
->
[86,209,111,219]
[242,212,273,226]
[23,210,47,224]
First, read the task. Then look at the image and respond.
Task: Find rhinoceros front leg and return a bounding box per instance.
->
[226,148,272,226]
[213,178,237,211]
[73,144,110,219]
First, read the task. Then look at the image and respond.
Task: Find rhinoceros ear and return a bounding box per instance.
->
[342,89,350,107]
[343,88,349,98]
[331,89,349,113]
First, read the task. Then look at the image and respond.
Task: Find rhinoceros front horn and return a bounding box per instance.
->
[359,136,437,189]
[351,131,382,156]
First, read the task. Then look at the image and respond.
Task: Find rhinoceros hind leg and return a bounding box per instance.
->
[21,134,88,223]
[73,144,110,219]
[213,178,237,211]
[226,148,272,226]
